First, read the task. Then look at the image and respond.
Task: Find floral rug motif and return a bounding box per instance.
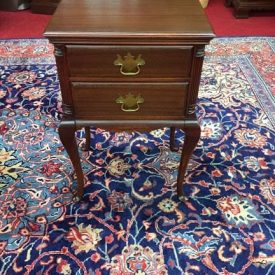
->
[0,38,274,274]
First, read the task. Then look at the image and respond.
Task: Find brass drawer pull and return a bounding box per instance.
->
[114,53,145,76]
[115,93,144,112]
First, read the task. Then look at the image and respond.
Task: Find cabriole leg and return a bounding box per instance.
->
[58,120,85,200]
[177,121,201,202]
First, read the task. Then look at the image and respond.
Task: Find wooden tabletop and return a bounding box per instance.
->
[45,0,214,40]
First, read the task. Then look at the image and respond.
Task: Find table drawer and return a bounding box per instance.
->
[66,46,193,81]
[71,82,188,119]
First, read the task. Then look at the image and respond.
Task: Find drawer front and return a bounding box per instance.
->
[66,46,193,81]
[71,82,188,119]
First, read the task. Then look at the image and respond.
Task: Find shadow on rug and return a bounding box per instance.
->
[0,38,274,274]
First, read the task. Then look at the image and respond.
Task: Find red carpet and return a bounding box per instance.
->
[0,0,275,38]
[206,0,275,36]
[0,10,50,39]
[0,37,274,275]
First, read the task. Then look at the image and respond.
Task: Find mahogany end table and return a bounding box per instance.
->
[45,0,215,202]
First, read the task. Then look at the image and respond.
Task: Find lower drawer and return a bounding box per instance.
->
[71,82,188,120]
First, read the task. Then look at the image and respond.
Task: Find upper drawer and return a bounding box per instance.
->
[66,46,193,81]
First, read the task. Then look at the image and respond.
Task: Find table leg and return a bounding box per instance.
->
[58,121,84,200]
[177,121,201,202]
[82,126,91,151]
[170,127,179,152]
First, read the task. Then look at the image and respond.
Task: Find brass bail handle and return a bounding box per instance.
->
[114,53,145,76]
[115,93,144,112]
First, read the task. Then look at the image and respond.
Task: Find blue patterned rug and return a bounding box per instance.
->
[0,38,274,274]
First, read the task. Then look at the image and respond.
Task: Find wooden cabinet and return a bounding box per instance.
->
[226,0,275,18]
[31,0,60,14]
[44,0,214,201]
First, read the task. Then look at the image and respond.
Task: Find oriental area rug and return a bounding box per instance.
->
[0,38,274,275]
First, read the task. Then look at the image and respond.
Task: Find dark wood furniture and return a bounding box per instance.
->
[225,0,275,18]
[31,0,60,14]
[44,0,214,202]
[0,0,30,11]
